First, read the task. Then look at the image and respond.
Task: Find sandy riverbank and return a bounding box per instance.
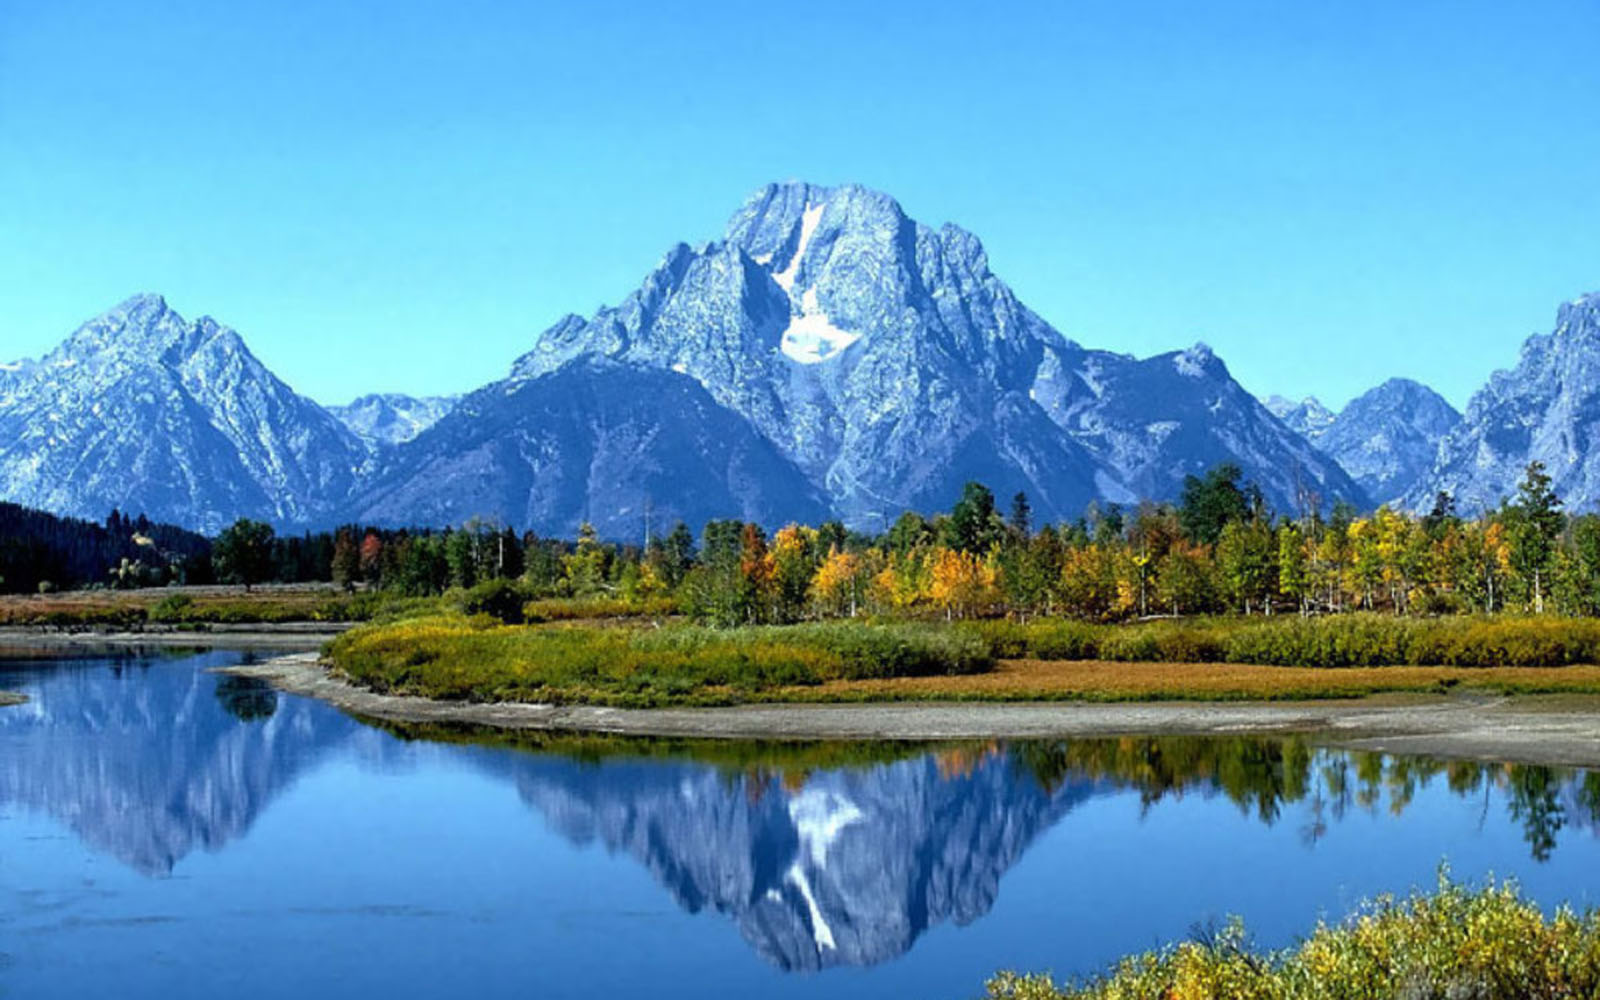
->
[225,651,1600,768]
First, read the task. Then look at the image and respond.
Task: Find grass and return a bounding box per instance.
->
[986,871,1600,999]
[325,611,1600,707]
[326,615,995,707]
[808,658,1600,702]
[0,585,384,627]
[967,614,1600,668]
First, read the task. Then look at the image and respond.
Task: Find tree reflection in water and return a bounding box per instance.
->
[1009,735,1600,863]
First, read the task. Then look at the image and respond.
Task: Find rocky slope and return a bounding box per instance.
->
[354,358,831,539]
[1263,395,1336,441]
[1407,293,1600,513]
[1318,378,1460,505]
[0,294,365,533]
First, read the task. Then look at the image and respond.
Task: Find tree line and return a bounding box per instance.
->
[8,459,1600,625]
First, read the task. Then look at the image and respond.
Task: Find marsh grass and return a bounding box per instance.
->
[326,615,995,706]
[0,586,401,627]
[810,659,1600,702]
[969,615,1600,668]
[326,612,1600,706]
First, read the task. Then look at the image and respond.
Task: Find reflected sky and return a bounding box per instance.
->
[3,651,1600,1000]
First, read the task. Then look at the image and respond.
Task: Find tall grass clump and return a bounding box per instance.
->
[987,872,1600,1000]
[326,616,993,706]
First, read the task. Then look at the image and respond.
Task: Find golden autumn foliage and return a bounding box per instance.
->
[928,547,1000,619]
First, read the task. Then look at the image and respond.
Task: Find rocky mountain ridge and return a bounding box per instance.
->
[6,185,1593,533]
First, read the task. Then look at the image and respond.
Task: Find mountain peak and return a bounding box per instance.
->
[1555,292,1600,336]
[1173,342,1225,378]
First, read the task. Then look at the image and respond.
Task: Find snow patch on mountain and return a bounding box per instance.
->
[772,201,823,293]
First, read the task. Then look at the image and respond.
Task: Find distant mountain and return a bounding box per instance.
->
[359,181,1366,532]
[354,358,831,538]
[0,294,365,534]
[1318,379,1460,505]
[329,392,457,448]
[5,185,1385,536]
[1263,395,1336,441]
[1408,293,1600,513]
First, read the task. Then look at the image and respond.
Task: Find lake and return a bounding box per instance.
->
[3,648,1599,999]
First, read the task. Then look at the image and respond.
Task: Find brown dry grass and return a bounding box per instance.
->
[802,658,1600,702]
[0,584,356,625]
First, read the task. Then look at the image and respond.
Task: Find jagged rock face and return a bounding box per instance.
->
[508,748,1097,971]
[1263,395,1336,441]
[1408,294,1600,513]
[1317,379,1460,505]
[354,358,832,538]
[329,393,457,448]
[0,295,366,533]
[493,182,1366,525]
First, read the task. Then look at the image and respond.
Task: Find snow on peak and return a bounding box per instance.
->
[780,286,861,363]
[772,202,824,293]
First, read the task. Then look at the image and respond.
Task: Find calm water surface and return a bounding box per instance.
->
[3,649,1600,999]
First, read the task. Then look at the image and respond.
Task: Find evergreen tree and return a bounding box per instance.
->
[213,519,276,591]
[1179,463,1252,545]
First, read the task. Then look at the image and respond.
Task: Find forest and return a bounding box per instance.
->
[5,461,1599,629]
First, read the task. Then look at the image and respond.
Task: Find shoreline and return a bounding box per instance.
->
[0,623,346,652]
[226,651,1600,767]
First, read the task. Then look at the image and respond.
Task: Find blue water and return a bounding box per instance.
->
[3,649,1599,999]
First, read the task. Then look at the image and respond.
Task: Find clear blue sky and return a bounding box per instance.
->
[4,0,1598,410]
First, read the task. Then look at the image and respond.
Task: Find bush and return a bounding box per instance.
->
[459,579,533,625]
[969,615,1600,669]
[148,593,195,622]
[986,872,1600,999]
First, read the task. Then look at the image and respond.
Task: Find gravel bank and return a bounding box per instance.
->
[225,652,1600,768]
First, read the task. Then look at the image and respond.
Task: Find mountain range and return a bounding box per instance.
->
[1263,379,1462,505]
[0,182,1593,533]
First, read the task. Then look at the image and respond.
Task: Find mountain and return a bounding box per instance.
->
[329,392,457,447]
[353,358,831,538]
[361,182,1366,532]
[1317,379,1460,505]
[0,294,365,534]
[1263,395,1336,441]
[1407,294,1600,513]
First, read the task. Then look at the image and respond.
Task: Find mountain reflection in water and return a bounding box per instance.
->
[2,651,1599,974]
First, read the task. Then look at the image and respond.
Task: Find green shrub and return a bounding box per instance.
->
[148,593,195,622]
[971,614,1600,669]
[459,578,533,625]
[986,872,1600,999]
